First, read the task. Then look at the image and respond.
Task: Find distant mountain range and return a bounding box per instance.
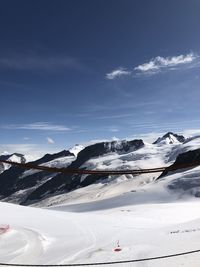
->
[1,132,200,206]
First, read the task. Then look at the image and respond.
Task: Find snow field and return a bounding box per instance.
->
[1,200,200,266]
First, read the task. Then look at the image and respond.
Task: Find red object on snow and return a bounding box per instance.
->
[114,241,122,252]
[114,247,122,252]
[0,224,10,234]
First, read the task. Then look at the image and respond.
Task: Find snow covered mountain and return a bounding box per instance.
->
[69,144,85,157]
[0,153,26,174]
[153,132,186,145]
[0,150,76,203]
[1,132,200,207]
[0,139,144,204]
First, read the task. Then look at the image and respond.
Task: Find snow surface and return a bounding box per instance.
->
[1,198,200,266]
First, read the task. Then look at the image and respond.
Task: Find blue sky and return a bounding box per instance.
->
[1,0,200,158]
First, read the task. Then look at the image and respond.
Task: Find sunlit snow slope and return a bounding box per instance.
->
[1,199,200,266]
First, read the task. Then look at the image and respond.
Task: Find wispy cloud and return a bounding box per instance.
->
[23,137,31,141]
[106,67,131,80]
[127,119,200,132]
[106,52,199,79]
[0,54,89,72]
[134,53,197,75]
[0,143,56,161]
[96,113,133,120]
[109,128,119,132]
[2,122,71,131]
[182,129,200,136]
[46,137,55,144]
[86,101,160,113]
[127,132,165,144]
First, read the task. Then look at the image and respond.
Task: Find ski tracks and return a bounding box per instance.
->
[0,226,44,264]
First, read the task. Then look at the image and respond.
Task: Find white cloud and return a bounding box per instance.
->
[0,144,49,161]
[46,137,55,144]
[0,143,68,162]
[105,53,199,79]
[106,67,131,80]
[112,136,119,141]
[126,132,164,144]
[2,122,71,131]
[182,129,200,137]
[134,53,198,74]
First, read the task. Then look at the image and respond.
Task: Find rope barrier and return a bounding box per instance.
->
[0,159,200,175]
[0,248,200,266]
[0,159,165,174]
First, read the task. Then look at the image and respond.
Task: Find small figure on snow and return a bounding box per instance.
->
[114,240,122,252]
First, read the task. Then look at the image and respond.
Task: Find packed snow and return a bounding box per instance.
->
[1,198,200,266]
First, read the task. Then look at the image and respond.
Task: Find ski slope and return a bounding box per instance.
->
[1,198,200,266]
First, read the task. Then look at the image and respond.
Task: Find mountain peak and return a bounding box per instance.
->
[69,144,85,157]
[0,153,26,173]
[0,153,26,163]
[153,132,185,145]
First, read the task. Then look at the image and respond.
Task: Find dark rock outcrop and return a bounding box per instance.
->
[158,148,200,178]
